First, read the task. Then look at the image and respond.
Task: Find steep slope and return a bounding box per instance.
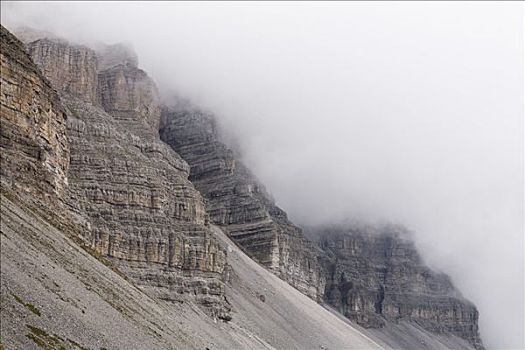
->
[1,191,205,350]
[214,225,476,350]
[160,104,326,301]
[0,190,474,350]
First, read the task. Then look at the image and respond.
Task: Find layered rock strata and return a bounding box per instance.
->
[160,104,326,301]
[23,33,230,319]
[98,63,161,134]
[5,24,485,348]
[158,99,483,347]
[26,39,99,105]
[314,224,484,349]
[0,26,69,203]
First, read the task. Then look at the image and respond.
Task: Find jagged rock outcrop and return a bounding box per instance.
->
[160,104,326,301]
[24,33,231,319]
[0,26,69,203]
[26,39,99,105]
[313,224,484,349]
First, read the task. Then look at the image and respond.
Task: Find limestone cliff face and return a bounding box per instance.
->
[6,25,485,348]
[26,39,99,105]
[313,225,484,349]
[98,64,161,134]
[160,105,326,301]
[24,34,231,319]
[0,26,69,202]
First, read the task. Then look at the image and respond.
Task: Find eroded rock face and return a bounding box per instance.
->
[315,225,484,349]
[65,97,229,318]
[160,105,326,301]
[26,36,161,134]
[98,64,161,134]
[4,25,485,348]
[0,26,69,202]
[23,33,230,319]
[26,39,99,105]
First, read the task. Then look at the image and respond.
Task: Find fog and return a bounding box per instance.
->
[2,2,523,349]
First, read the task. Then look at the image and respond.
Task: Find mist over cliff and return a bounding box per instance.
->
[2,2,523,349]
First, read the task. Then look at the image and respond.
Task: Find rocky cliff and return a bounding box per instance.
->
[0,26,69,204]
[98,63,161,134]
[160,104,326,301]
[22,32,231,320]
[26,39,99,105]
[158,101,484,349]
[157,103,485,349]
[1,24,485,350]
[312,224,484,349]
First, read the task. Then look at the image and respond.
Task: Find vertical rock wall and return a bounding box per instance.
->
[24,34,231,320]
[98,64,161,134]
[160,105,326,301]
[316,225,484,349]
[0,26,69,202]
[26,39,99,105]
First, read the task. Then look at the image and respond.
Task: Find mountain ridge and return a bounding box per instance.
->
[1,25,484,350]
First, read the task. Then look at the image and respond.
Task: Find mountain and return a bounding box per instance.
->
[24,32,231,321]
[0,25,483,350]
[159,102,484,350]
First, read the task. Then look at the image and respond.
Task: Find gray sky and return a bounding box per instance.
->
[2,2,523,349]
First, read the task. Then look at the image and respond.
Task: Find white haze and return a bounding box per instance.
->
[2,2,523,349]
